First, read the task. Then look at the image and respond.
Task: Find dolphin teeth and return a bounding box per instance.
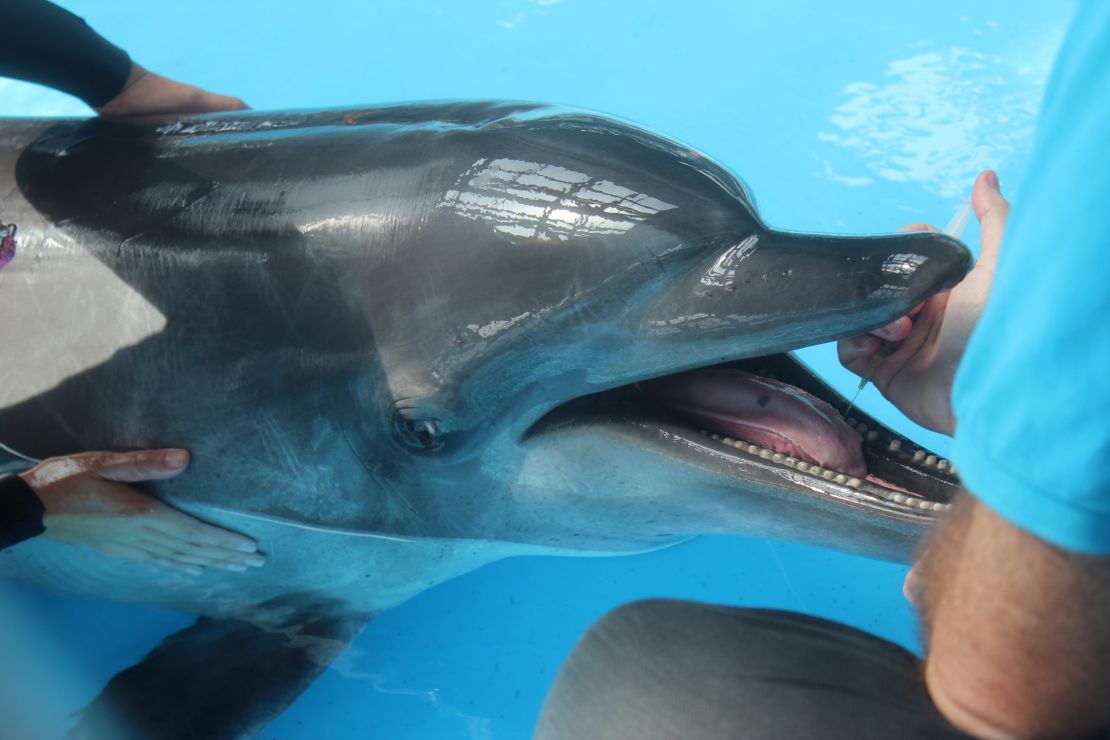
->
[846,417,859,428]
[856,422,868,433]
[695,428,946,506]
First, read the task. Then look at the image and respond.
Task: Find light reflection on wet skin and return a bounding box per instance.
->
[440,157,677,241]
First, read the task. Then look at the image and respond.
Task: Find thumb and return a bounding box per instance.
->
[971,170,1010,270]
[93,449,190,483]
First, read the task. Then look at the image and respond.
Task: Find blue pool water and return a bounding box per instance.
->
[0,2,1074,737]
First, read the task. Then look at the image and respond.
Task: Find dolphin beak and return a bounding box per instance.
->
[641,228,972,359]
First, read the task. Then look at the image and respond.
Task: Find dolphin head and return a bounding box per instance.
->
[354,109,967,558]
[5,104,968,560]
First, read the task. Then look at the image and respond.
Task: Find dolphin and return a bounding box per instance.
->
[0,102,970,738]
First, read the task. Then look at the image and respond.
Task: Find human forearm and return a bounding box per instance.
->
[917,496,1110,738]
[0,0,247,115]
[0,0,131,106]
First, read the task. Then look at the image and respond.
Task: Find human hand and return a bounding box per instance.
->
[94,63,249,117]
[19,449,264,575]
[837,170,1010,436]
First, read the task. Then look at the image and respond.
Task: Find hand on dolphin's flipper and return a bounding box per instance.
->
[838,170,1010,436]
[94,63,249,117]
[19,449,264,574]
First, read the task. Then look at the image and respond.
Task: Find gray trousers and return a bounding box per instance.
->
[535,600,972,740]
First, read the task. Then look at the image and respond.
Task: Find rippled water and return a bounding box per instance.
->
[0,2,1072,737]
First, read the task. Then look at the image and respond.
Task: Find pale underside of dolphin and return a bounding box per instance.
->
[0,102,970,738]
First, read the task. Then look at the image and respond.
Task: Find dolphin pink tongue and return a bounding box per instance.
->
[637,368,867,477]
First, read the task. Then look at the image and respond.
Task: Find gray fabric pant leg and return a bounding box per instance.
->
[535,599,973,740]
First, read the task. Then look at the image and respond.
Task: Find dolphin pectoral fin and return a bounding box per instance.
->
[67,596,369,740]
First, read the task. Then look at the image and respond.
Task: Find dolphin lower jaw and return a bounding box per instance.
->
[526,350,962,548]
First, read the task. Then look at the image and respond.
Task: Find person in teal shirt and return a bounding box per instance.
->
[538,3,1110,738]
[838,1,1110,734]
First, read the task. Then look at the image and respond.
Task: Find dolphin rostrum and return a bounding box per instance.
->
[0,102,970,738]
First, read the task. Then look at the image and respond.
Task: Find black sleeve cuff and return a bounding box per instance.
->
[0,472,46,551]
[0,0,133,107]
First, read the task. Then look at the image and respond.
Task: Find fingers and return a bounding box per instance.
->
[971,170,1010,268]
[133,535,265,572]
[141,503,260,553]
[871,315,913,343]
[189,91,250,113]
[899,222,941,234]
[837,333,881,377]
[903,563,923,606]
[97,542,204,576]
[96,68,250,117]
[91,449,191,483]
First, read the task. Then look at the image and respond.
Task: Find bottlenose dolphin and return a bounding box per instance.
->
[0,102,970,738]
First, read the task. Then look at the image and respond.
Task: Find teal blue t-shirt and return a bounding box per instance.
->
[951,1,1110,554]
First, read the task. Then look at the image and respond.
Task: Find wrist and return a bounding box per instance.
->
[0,473,46,549]
[94,64,151,115]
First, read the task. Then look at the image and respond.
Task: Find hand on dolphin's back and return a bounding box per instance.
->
[838,170,1011,436]
[19,449,264,574]
[93,63,248,117]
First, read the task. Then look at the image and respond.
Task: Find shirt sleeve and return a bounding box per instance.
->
[0,0,132,108]
[951,0,1110,554]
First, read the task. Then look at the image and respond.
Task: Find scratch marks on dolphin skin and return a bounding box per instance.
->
[466,311,534,339]
[764,539,811,612]
[439,157,675,242]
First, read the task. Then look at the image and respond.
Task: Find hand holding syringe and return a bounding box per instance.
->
[841,198,975,419]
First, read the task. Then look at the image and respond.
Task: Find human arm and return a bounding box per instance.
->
[14,449,265,574]
[0,0,246,114]
[915,496,1110,738]
[840,168,1110,735]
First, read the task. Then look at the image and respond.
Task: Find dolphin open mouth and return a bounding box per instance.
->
[533,350,962,519]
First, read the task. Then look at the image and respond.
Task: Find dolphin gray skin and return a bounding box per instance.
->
[0,102,970,738]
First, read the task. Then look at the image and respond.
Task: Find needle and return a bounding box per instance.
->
[841,198,973,420]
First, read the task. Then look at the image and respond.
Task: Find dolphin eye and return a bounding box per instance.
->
[394,415,442,452]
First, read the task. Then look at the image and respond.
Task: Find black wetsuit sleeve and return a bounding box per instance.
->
[0,473,45,550]
[0,0,132,107]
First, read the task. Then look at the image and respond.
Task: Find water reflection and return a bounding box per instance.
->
[819,45,1057,197]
